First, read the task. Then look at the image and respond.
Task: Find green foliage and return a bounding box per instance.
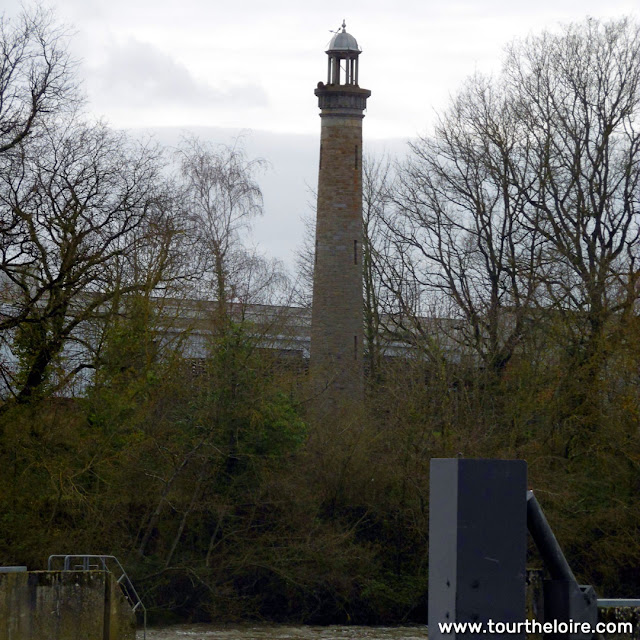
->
[2,296,640,621]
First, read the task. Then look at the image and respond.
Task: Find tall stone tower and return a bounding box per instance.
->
[310,21,371,410]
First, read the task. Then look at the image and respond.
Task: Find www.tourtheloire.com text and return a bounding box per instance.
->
[438,619,633,635]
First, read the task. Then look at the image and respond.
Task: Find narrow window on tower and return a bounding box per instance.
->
[319,144,322,169]
[354,240,358,264]
[315,238,318,265]
[354,335,358,360]
[354,144,358,169]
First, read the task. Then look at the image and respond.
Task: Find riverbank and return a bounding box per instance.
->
[136,624,428,639]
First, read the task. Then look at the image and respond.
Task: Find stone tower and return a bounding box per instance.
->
[310,21,371,410]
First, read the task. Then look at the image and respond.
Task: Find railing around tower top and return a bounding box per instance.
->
[47,554,146,639]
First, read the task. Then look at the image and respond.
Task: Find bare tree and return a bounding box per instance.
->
[505,18,640,359]
[362,153,396,379]
[389,74,542,373]
[0,119,180,405]
[387,18,640,376]
[176,137,283,319]
[292,206,316,309]
[0,6,77,154]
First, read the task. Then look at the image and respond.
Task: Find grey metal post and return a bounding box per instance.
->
[428,458,528,640]
[526,491,598,640]
[526,491,576,583]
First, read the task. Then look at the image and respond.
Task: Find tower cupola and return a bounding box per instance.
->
[325,20,361,86]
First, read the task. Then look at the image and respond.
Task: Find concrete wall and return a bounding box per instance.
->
[0,571,136,640]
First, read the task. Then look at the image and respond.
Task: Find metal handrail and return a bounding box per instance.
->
[47,554,146,639]
[598,599,640,608]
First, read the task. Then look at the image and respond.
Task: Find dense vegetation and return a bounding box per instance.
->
[0,7,639,624]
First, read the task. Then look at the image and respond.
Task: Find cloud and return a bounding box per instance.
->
[92,38,268,109]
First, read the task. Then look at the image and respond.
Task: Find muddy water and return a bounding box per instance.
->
[137,624,428,640]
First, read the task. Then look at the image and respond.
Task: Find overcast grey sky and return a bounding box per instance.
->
[4,0,639,269]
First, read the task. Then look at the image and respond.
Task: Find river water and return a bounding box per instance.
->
[137,625,428,640]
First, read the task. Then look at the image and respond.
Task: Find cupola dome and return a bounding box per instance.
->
[327,21,360,53]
